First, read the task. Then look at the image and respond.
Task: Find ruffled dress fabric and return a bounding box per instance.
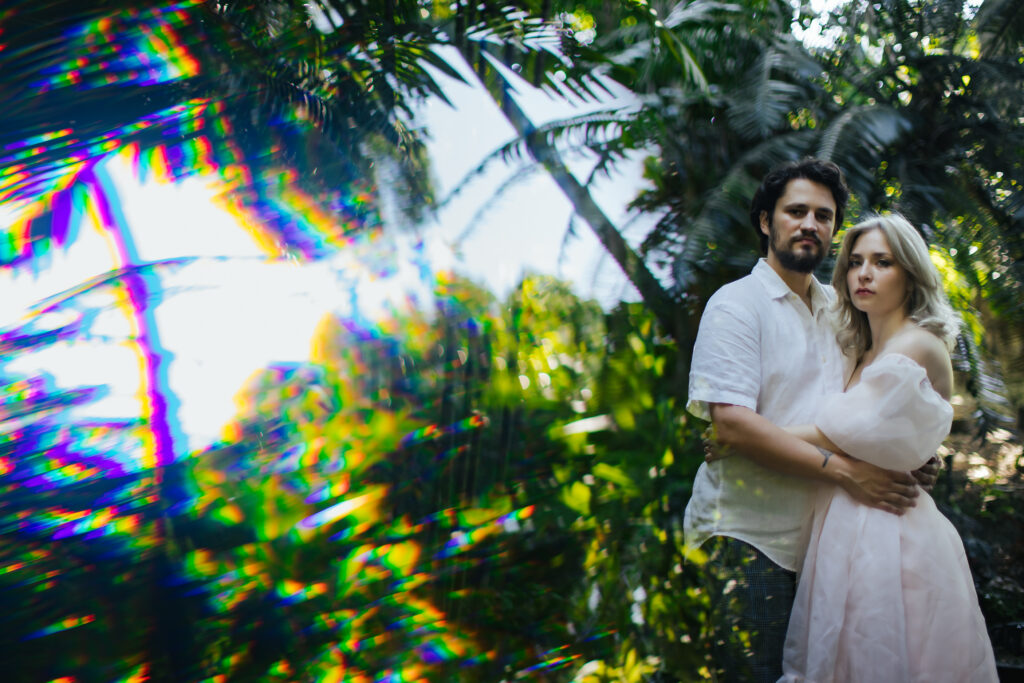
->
[779,354,998,683]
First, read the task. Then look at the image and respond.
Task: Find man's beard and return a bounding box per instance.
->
[770,225,826,274]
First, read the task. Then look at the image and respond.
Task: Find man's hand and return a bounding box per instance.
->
[833,455,919,515]
[702,424,734,463]
[912,455,942,492]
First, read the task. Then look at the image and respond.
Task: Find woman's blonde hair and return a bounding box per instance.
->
[831,212,957,359]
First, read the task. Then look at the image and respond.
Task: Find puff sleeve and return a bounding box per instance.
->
[815,354,952,471]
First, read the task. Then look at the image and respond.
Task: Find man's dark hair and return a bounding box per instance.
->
[749,158,850,255]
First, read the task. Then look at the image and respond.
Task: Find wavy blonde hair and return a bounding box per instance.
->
[831,213,957,359]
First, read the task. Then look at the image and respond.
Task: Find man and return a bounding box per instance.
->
[684,159,926,681]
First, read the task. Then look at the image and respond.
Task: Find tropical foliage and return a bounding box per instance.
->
[1,0,1022,680]
[0,266,713,680]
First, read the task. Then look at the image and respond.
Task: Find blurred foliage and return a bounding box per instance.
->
[3,266,1020,680]
[0,267,716,680]
[1,0,1023,680]
[0,311,190,681]
[170,273,713,681]
[937,427,1024,673]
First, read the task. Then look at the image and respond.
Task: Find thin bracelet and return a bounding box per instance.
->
[821,451,832,468]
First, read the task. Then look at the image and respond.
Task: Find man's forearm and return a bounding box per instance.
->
[781,423,843,455]
[711,404,843,483]
[710,403,920,515]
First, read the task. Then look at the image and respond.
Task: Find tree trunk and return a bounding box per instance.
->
[484,70,683,342]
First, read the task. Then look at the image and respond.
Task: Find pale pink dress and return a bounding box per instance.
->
[779,353,998,683]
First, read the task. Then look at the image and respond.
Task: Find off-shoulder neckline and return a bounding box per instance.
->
[848,352,949,404]
[872,352,925,369]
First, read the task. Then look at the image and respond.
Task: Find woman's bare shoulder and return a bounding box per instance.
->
[886,326,953,399]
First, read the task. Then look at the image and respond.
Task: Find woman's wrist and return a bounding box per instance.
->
[820,451,849,484]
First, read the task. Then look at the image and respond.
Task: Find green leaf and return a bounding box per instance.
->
[561,480,592,515]
[592,463,639,496]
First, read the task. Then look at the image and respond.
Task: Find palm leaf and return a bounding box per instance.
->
[725,43,820,142]
[665,130,818,289]
[815,105,913,200]
[973,0,1024,58]
[437,109,636,210]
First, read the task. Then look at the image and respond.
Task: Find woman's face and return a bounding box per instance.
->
[846,228,908,317]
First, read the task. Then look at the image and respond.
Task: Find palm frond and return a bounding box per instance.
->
[816,105,913,200]
[447,5,616,106]
[953,330,1018,436]
[973,0,1024,58]
[665,130,818,290]
[725,44,818,141]
[437,109,636,210]
[451,162,544,246]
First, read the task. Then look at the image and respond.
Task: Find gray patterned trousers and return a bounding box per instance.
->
[702,535,797,683]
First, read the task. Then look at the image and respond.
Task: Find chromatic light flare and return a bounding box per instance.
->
[0,1,568,680]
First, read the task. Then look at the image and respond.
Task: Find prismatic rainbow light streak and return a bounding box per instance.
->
[31,2,202,94]
[4,127,381,469]
[0,98,216,258]
[0,116,225,547]
[0,349,156,543]
[0,5,410,678]
[177,333,514,678]
[2,165,368,548]
[0,0,205,210]
[72,164,183,471]
[24,613,96,640]
[246,166,381,261]
[0,0,385,472]
[3,0,383,261]
[436,505,537,559]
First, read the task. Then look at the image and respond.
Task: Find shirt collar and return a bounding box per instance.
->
[751,258,831,314]
[806,274,833,316]
[752,259,794,300]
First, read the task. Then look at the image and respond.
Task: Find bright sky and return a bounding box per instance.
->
[0,49,652,456]
[0,163,341,448]
[414,46,650,307]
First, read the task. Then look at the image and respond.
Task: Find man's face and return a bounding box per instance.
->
[760,178,837,273]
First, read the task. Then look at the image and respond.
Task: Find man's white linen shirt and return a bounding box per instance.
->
[684,259,845,571]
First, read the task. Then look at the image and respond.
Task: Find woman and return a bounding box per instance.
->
[777,214,997,682]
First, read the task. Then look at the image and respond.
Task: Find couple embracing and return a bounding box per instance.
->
[685,159,998,682]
